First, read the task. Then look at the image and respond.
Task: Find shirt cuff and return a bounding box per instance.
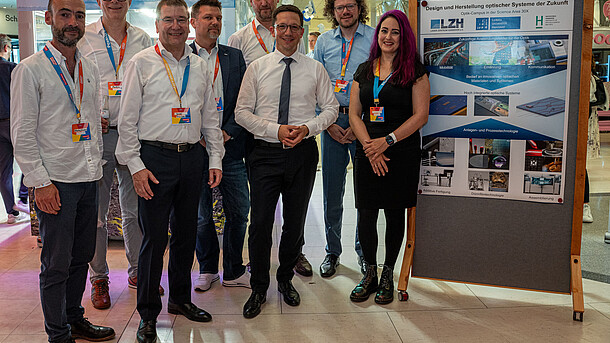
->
[265,122,282,141]
[208,155,223,171]
[127,158,146,176]
[23,166,51,189]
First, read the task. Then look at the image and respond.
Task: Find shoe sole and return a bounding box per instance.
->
[294,268,313,277]
[350,294,372,302]
[72,332,116,342]
[222,282,251,288]
[194,276,220,292]
[91,302,111,310]
[374,297,394,305]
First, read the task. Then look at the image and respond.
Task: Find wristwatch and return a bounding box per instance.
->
[385,134,395,146]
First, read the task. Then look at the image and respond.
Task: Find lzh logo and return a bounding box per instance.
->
[535,16,543,29]
[431,18,464,30]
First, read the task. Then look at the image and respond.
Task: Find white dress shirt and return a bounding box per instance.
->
[194,41,223,125]
[115,41,224,174]
[228,18,305,67]
[78,18,151,126]
[235,50,338,142]
[11,42,103,187]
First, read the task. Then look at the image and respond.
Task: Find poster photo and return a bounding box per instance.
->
[418,0,574,203]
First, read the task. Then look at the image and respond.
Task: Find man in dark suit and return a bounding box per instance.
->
[0,34,28,225]
[189,0,251,292]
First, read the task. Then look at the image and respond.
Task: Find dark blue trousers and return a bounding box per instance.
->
[136,143,204,321]
[37,181,98,342]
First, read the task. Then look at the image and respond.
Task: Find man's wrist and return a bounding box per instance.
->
[35,181,52,189]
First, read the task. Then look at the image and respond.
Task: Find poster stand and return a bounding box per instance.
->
[397,0,591,321]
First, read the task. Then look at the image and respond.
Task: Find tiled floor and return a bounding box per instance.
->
[0,171,610,342]
[588,132,610,194]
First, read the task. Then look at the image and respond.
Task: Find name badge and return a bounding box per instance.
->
[108,81,122,96]
[172,107,191,124]
[370,107,385,122]
[72,123,92,142]
[215,97,223,111]
[334,79,349,94]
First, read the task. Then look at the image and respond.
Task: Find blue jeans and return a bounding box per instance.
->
[322,112,362,258]
[195,153,249,280]
[37,181,98,342]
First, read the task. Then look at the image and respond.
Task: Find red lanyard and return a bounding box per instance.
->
[213,53,219,87]
[252,20,270,54]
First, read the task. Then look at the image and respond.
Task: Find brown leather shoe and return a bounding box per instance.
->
[294,253,313,276]
[91,279,111,310]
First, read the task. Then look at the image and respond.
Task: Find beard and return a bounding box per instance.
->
[52,25,83,47]
[339,16,358,29]
[208,28,220,40]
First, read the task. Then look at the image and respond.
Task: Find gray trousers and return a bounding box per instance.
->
[89,128,142,281]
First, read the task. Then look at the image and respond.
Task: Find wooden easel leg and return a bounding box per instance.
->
[397,207,416,301]
[571,254,584,321]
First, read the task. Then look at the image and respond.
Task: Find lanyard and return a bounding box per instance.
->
[252,20,275,54]
[43,46,84,121]
[373,60,392,106]
[103,28,128,80]
[155,44,190,108]
[212,53,220,88]
[340,36,354,79]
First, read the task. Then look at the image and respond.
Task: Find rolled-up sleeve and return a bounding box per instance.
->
[200,71,224,170]
[116,59,145,175]
[10,63,50,187]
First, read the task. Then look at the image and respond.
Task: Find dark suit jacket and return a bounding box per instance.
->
[190,42,248,160]
[0,57,17,120]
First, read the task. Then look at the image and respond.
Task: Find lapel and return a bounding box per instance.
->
[218,44,230,95]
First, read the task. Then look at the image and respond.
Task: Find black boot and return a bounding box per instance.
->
[375,265,394,304]
[350,264,378,302]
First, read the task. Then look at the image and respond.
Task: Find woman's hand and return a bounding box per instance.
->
[369,153,390,176]
[363,137,389,160]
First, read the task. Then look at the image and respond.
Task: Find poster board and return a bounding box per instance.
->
[411,0,587,300]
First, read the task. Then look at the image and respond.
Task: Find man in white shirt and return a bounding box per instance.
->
[189,0,251,293]
[115,0,223,342]
[235,5,338,319]
[78,0,157,311]
[10,0,115,342]
[228,0,311,277]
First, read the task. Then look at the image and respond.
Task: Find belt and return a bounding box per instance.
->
[141,140,197,153]
[339,106,349,114]
[108,125,118,130]
[0,118,9,122]
[254,137,314,149]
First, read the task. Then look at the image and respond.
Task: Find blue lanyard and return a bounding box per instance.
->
[42,46,82,118]
[373,72,393,105]
[181,58,190,100]
[103,30,116,73]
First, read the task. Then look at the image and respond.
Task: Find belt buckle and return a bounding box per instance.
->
[177,143,188,152]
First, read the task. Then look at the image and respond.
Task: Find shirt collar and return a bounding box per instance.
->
[156,40,192,62]
[272,50,301,64]
[95,17,131,36]
[45,41,82,64]
[333,22,364,39]
[194,40,218,58]
[253,17,272,33]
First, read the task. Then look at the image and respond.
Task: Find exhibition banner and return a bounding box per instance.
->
[418,0,574,203]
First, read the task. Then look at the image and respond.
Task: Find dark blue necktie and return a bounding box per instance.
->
[278,57,293,125]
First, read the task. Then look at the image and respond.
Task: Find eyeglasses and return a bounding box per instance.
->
[275,24,303,33]
[334,3,357,12]
[160,17,188,25]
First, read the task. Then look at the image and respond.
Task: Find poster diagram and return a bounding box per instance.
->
[418,0,573,203]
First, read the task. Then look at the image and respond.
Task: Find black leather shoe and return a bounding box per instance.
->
[167,302,212,322]
[278,280,300,306]
[294,253,313,276]
[358,256,368,275]
[319,254,339,277]
[69,318,115,341]
[56,337,76,343]
[243,291,266,318]
[136,319,158,343]
[375,265,394,304]
[350,264,378,302]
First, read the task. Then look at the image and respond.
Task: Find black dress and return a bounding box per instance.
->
[353,60,428,209]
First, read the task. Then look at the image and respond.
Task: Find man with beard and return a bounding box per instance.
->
[10,0,115,342]
[189,0,250,292]
[235,5,338,318]
[313,0,374,278]
[115,0,223,341]
[78,0,157,310]
[228,0,311,277]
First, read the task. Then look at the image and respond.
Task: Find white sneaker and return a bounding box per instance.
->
[6,212,27,224]
[194,273,219,292]
[222,270,251,288]
[13,201,29,213]
[583,203,593,223]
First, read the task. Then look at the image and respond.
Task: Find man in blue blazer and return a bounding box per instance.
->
[189,0,251,292]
